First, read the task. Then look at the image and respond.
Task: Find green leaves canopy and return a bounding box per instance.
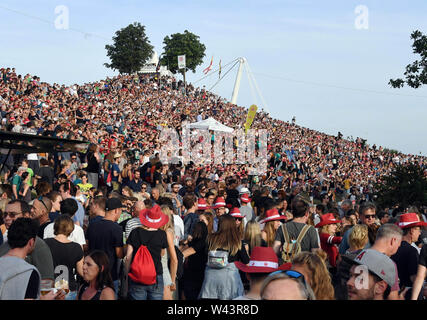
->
[160,30,206,74]
[105,22,154,75]
[374,163,427,209]
[389,30,427,88]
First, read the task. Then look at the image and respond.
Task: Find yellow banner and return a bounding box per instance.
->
[244,104,258,133]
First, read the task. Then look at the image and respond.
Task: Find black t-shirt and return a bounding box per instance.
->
[42,130,55,137]
[38,221,51,239]
[86,152,100,173]
[86,219,123,281]
[152,171,163,187]
[44,238,84,291]
[391,241,419,287]
[226,188,239,200]
[186,230,208,280]
[76,109,84,123]
[25,270,40,299]
[127,228,168,275]
[419,244,427,267]
[36,166,54,185]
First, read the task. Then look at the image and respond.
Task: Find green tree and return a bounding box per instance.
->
[389,30,427,88]
[160,30,206,74]
[374,163,427,209]
[104,22,154,74]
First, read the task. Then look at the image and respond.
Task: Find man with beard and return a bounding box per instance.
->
[345,249,396,300]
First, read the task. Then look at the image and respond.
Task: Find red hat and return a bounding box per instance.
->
[214,197,226,209]
[139,205,169,229]
[260,208,287,224]
[240,194,251,203]
[396,213,427,229]
[197,198,208,211]
[315,213,341,228]
[229,207,245,219]
[235,247,291,273]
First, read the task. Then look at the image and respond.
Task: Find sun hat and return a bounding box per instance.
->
[260,208,287,224]
[240,194,251,203]
[239,187,250,195]
[229,207,245,219]
[213,197,226,209]
[396,213,427,229]
[114,152,121,158]
[315,213,341,228]
[235,246,291,273]
[197,198,208,211]
[139,204,169,229]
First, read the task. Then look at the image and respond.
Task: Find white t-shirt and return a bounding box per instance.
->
[173,214,184,246]
[43,222,86,246]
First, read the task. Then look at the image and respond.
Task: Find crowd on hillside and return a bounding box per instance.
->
[0,66,426,301]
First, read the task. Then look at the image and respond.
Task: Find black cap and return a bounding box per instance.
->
[105,198,126,211]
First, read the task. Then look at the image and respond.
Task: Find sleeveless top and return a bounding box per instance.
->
[78,283,106,300]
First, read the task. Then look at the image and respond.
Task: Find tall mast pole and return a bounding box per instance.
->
[231,57,246,105]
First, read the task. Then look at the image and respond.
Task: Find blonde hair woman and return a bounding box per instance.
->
[291,251,335,300]
[260,208,286,247]
[244,221,265,255]
[159,205,178,300]
[348,224,369,253]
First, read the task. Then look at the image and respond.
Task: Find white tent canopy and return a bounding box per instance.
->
[186,117,234,133]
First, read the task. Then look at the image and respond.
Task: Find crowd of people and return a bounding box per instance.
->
[0,66,426,300]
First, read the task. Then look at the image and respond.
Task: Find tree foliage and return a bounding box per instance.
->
[389,30,427,88]
[105,22,154,75]
[160,30,206,74]
[374,163,427,209]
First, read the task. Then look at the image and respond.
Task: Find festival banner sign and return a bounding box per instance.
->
[244,104,258,133]
[178,55,186,69]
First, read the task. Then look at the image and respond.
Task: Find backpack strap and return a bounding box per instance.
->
[296,225,311,244]
[281,223,290,243]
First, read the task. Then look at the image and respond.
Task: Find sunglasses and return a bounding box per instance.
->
[365,214,376,219]
[263,269,314,300]
[4,211,20,218]
[38,196,49,211]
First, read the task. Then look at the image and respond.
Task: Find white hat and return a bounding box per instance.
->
[239,187,250,195]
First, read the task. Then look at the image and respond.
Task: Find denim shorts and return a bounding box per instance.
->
[128,275,164,300]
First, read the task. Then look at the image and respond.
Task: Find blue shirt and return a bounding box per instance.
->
[111,163,120,182]
[71,197,85,227]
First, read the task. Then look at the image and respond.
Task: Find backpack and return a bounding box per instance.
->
[128,244,157,285]
[280,224,311,263]
[169,245,184,280]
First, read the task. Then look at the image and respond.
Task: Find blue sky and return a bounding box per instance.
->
[1,0,427,155]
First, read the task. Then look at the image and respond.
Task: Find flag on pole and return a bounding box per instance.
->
[203,56,213,75]
[218,59,222,79]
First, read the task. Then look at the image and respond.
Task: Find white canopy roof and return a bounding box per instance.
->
[187,117,234,133]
